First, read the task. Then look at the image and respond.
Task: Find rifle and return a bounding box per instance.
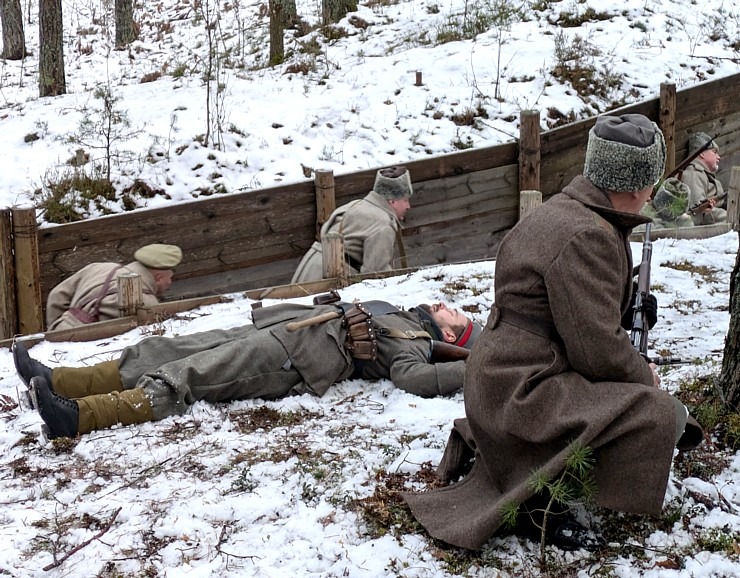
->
[630,223,688,366]
[652,132,718,196]
[688,192,728,216]
[430,341,470,363]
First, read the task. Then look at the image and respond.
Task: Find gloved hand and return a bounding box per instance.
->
[622,283,659,330]
[643,293,658,329]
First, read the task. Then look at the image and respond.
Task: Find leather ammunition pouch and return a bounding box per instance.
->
[343,303,377,361]
[313,290,341,305]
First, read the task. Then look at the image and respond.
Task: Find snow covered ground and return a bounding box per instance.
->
[1,232,740,577]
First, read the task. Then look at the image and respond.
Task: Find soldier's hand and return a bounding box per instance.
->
[649,363,661,387]
[643,294,658,329]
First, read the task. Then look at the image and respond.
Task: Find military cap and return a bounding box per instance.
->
[134,244,183,270]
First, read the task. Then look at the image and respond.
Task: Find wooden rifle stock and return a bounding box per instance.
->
[688,192,727,216]
[430,341,470,363]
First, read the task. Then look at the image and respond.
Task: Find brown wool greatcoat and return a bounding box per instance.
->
[116,302,465,421]
[404,176,680,550]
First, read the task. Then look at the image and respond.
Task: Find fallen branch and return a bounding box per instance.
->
[43,507,122,571]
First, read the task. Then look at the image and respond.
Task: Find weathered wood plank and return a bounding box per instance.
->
[0,210,17,339]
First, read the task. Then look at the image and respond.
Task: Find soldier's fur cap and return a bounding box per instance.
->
[688,132,718,156]
[373,166,413,200]
[584,114,666,193]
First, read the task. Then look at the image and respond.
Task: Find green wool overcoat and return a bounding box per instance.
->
[117,302,465,419]
[404,176,681,550]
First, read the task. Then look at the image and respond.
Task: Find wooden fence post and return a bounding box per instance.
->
[659,82,676,175]
[519,190,542,220]
[0,209,17,339]
[117,272,143,317]
[11,208,43,335]
[519,110,540,193]
[322,231,347,283]
[314,169,336,241]
[729,166,740,231]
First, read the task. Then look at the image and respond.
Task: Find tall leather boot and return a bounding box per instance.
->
[52,361,124,398]
[31,376,154,439]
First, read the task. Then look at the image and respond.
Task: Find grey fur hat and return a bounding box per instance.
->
[373,166,413,200]
[583,114,666,193]
[688,132,718,156]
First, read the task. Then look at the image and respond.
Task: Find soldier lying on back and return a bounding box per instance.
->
[14,297,481,440]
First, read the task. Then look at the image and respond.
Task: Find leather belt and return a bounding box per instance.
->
[496,305,558,341]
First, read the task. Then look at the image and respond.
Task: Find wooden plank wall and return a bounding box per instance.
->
[22,73,740,317]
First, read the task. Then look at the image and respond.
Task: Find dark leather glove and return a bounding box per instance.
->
[621,282,658,330]
[643,293,658,329]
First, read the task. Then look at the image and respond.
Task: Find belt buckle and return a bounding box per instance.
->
[404,330,417,339]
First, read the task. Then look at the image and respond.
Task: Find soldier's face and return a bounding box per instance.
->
[428,302,468,338]
[153,270,174,295]
[389,198,411,221]
[700,148,721,172]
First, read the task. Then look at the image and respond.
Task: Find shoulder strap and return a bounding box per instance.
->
[80,265,124,317]
[375,327,432,340]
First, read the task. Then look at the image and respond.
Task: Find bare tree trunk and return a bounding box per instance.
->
[281,0,297,28]
[38,0,65,97]
[114,0,136,48]
[321,0,357,25]
[1,0,27,59]
[719,248,740,408]
[269,0,284,66]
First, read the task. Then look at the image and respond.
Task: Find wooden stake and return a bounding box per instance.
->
[519,190,542,220]
[519,110,541,194]
[314,169,336,241]
[728,166,740,231]
[0,210,17,339]
[659,82,676,175]
[11,208,43,334]
[117,272,143,317]
[322,231,347,282]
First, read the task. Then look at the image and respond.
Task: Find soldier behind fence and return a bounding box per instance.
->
[291,166,413,283]
[46,244,182,331]
[679,132,727,225]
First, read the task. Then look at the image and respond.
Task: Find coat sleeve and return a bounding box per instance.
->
[388,348,466,397]
[545,227,654,386]
[45,273,81,327]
